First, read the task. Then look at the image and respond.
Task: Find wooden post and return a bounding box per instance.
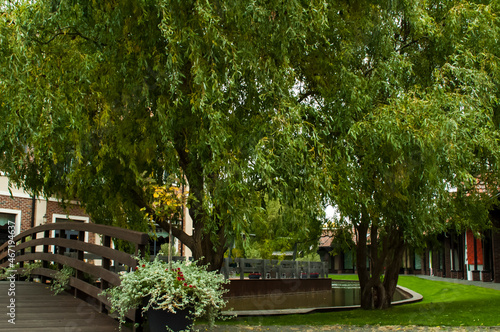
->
[19,236,25,269]
[262,260,267,279]
[41,230,50,283]
[223,257,229,279]
[58,230,66,270]
[30,232,36,257]
[239,258,245,280]
[100,235,111,314]
[75,230,85,298]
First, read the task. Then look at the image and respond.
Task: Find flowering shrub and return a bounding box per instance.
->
[101,256,229,329]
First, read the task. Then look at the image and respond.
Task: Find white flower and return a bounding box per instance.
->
[101,256,229,330]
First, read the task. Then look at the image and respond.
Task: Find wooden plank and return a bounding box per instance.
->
[15,252,121,285]
[15,237,137,267]
[10,222,149,245]
[0,281,129,331]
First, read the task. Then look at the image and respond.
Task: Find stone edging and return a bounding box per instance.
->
[223,285,423,317]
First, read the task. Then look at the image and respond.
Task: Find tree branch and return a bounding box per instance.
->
[298,91,317,103]
[395,36,429,54]
[34,27,106,48]
[158,219,194,250]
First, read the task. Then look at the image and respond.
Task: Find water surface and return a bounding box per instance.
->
[225,282,407,311]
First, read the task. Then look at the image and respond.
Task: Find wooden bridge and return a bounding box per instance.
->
[0,222,330,330]
[0,222,149,331]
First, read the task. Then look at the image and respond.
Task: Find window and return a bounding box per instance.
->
[414,252,422,270]
[344,250,354,270]
[52,214,89,253]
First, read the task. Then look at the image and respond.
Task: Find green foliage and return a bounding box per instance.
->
[240,196,324,259]
[1,0,500,279]
[0,266,17,280]
[299,0,500,306]
[101,256,229,330]
[159,243,179,258]
[21,261,43,281]
[51,265,74,295]
[0,0,328,270]
[328,227,355,257]
[322,0,500,237]
[296,252,321,262]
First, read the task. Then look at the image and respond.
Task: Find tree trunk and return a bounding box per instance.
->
[357,216,406,309]
[356,213,372,309]
[382,238,405,308]
[198,230,227,271]
[167,211,227,271]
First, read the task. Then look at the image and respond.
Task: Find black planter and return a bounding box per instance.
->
[147,307,193,332]
[248,274,261,279]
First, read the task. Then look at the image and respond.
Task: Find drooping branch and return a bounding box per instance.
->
[395,36,429,54]
[33,26,106,48]
[297,90,318,104]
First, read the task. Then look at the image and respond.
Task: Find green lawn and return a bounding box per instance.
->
[214,275,500,327]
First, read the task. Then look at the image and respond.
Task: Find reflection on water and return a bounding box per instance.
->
[225,285,406,311]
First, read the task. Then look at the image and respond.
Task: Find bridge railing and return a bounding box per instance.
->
[0,222,149,326]
[221,257,328,279]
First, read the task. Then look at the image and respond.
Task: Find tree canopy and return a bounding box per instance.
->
[1,0,500,307]
[305,0,500,308]
[0,0,327,270]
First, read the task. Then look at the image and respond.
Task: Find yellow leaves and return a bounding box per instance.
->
[149,184,188,221]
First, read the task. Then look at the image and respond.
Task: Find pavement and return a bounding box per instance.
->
[195,275,500,332]
[416,275,500,291]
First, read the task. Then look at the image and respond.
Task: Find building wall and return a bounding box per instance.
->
[46,200,89,223]
[0,195,33,233]
[0,174,92,242]
[0,175,196,259]
[0,175,37,235]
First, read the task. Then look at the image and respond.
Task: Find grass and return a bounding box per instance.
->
[211,275,500,327]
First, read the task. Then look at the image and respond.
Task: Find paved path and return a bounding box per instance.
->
[197,276,500,332]
[416,275,500,291]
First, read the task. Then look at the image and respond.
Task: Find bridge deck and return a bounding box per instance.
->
[0,281,129,331]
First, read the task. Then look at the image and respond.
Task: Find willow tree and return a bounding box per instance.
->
[295,1,500,308]
[0,1,328,270]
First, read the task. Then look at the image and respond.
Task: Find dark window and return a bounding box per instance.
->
[0,213,16,246]
[344,250,354,270]
[55,218,84,253]
[414,252,422,270]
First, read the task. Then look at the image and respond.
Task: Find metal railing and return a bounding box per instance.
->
[221,257,328,279]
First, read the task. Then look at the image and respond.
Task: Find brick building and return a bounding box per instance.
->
[0,173,194,259]
[0,173,91,247]
[319,209,500,283]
